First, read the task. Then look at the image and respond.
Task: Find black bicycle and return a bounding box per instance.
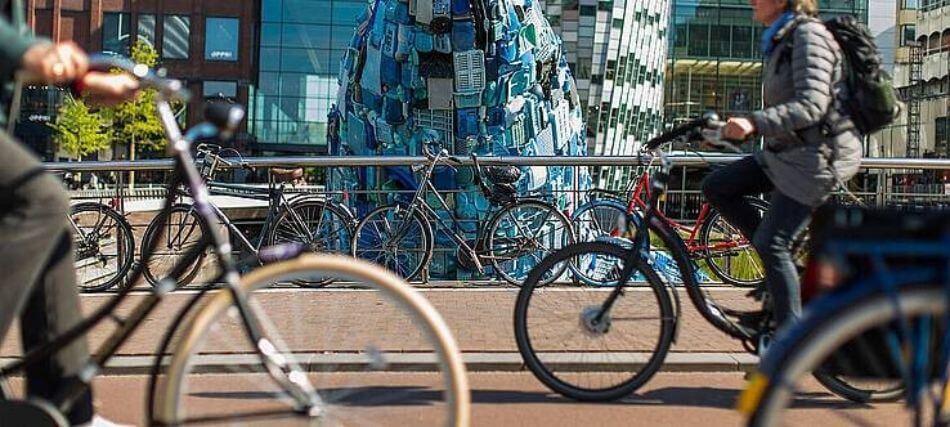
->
[352,142,575,286]
[140,143,356,287]
[0,55,469,426]
[514,112,889,402]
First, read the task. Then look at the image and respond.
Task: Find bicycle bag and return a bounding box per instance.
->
[805,205,950,379]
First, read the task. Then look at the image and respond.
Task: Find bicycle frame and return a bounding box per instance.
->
[0,89,315,420]
[622,167,750,255]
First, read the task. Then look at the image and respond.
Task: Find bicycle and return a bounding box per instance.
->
[69,199,135,292]
[738,205,947,426]
[140,143,356,288]
[513,112,882,402]
[0,55,469,426]
[351,143,575,286]
[572,163,768,287]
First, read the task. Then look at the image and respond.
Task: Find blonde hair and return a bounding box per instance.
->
[788,0,819,16]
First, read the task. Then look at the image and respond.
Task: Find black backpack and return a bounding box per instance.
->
[822,16,900,135]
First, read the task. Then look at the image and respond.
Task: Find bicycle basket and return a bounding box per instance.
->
[485,165,521,184]
[488,182,517,204]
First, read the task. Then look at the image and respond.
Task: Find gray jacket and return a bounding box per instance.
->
[751,14,862,207]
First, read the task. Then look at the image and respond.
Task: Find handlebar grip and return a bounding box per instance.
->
[645,111,721,150]
[447,155,463,165]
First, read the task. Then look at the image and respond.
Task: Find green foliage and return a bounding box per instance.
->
[104,40,168,153]
[49,95,112,158]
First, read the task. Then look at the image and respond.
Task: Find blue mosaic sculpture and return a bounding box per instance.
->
[328,0,589,278]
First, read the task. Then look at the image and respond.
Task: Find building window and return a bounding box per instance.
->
[163,15,191,59]
[903,0,919,8]
[137,14,156,47]
[203,81,238,100]
[936,117,949,157]
[579,5,596,16]
[102,12,131,55]
[901,24,917,46]
[205,17,240,61]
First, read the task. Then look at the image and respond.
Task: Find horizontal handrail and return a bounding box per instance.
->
[42,154,950,172]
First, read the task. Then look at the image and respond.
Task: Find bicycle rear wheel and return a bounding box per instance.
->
[699,199,767,287]
[352,204,432,281]
[514,241,675,401]
[154,254,469,426]
[571,199,629,242]
[487,199,575,286]
[742,285,943,427]
[268,198,353,287]
[141,204,210,287]
[70,202,135,292]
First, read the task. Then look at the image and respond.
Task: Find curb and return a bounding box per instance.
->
[3,352,758,376]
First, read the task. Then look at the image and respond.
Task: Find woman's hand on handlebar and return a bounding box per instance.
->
[721,117,755,141]
[20,41,88,85]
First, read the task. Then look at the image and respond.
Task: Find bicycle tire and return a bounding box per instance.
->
[352,204,433,281]
[571,199,630,243]
[514,241,675,401]
[487,199,575,286]
[153,254,470,426]
[743,285,943,426]
[698,197,768,287]
[70,202,135,292]
[812,369,904,403]
[267,198,354,287]
[141,204,209,287]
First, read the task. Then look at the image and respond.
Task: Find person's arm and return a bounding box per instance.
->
[0,18,45,83]
[750,21,837,137]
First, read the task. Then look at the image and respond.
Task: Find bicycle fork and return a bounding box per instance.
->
[224,272,324,416]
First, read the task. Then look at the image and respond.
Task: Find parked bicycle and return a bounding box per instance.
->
[0,55,470,426]
[352,142,575,286]
[738,206,948,425]
[572,163,768,287]
[69,200,135,292]
[514,112,880,403]
[140,143,356,287]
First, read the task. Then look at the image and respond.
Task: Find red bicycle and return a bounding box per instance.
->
[572,163,767,286]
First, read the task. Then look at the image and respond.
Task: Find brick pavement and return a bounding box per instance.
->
[1,287,751,357]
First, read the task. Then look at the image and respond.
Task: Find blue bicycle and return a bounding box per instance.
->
[740,205,949,426]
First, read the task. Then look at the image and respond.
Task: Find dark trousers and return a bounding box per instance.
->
[701,156,813,327]
[0,134,93,425]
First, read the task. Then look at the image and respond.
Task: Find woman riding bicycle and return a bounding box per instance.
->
[701,0,862,333]
[0,3,138,425]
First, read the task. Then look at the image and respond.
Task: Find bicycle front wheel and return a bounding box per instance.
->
[487,200,575,286]
[70,202,135,292]
[742,285,943,426]
[154,254,469,426]
[268,198,354,287]
[514,241,675,401]
[352,204,432,281]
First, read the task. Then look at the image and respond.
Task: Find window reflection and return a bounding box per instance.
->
[163,15,190,59]
[205,17,239,61]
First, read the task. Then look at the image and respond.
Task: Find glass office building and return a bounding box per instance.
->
[666,0,869,126]
[250,0,366,152]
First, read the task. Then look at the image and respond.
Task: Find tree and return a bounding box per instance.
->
[106,40,166,154]
[49,95,112,159]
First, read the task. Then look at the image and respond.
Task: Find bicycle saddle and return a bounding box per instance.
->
[271,167,304,183]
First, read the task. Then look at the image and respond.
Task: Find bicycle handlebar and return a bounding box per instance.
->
[87,54,189,102]
[645,111,720,150]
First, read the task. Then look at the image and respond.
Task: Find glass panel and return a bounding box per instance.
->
[262,0,283,21]
[205,17,239,61]
[280,48,330,74]
[163,15,191,59]
[261,23,282,46]
[137,14,156,47]
[203,81,238,98]
[282,24,332,49]
[102,12,131,55]
[260,47,281,71]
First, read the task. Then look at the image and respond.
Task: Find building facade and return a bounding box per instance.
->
[20,0,256,159]
[250,0,366,153]
[540,0,669,188]
[893,0,950,158]
[665,0,869,133]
